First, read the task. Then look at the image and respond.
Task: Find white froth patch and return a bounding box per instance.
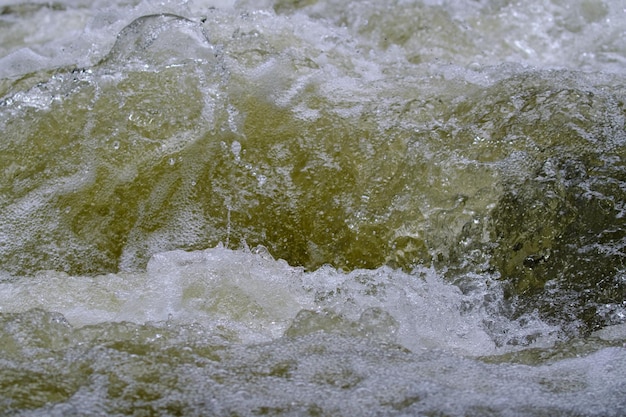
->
[593,323,626,342]
[0,246,506,355]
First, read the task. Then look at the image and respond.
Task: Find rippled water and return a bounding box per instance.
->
[1,0,625,415]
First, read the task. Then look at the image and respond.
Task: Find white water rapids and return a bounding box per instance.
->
[1,0,625,416]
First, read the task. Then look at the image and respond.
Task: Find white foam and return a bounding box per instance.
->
[0,246,561,357]
[593,323,626,342]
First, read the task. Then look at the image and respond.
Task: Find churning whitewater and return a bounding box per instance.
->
[0,0,625,415]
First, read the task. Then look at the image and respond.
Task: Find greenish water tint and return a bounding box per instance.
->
[1,308,625,416]
[1,0,626,415]
[1,12,624,333]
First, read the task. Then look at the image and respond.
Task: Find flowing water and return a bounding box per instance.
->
[1,0,625,415]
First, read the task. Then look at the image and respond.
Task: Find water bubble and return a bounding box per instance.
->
[231,140,242,161]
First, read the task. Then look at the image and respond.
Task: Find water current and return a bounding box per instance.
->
[0,0,625,415]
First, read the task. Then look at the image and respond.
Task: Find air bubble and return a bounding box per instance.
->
[231,140,242,161]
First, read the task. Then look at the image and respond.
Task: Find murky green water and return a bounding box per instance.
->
[1,0,625,415]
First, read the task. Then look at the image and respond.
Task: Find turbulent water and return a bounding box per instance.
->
[1,0,625,415]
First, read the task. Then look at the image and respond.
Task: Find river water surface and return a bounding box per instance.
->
[1,0,625,415]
